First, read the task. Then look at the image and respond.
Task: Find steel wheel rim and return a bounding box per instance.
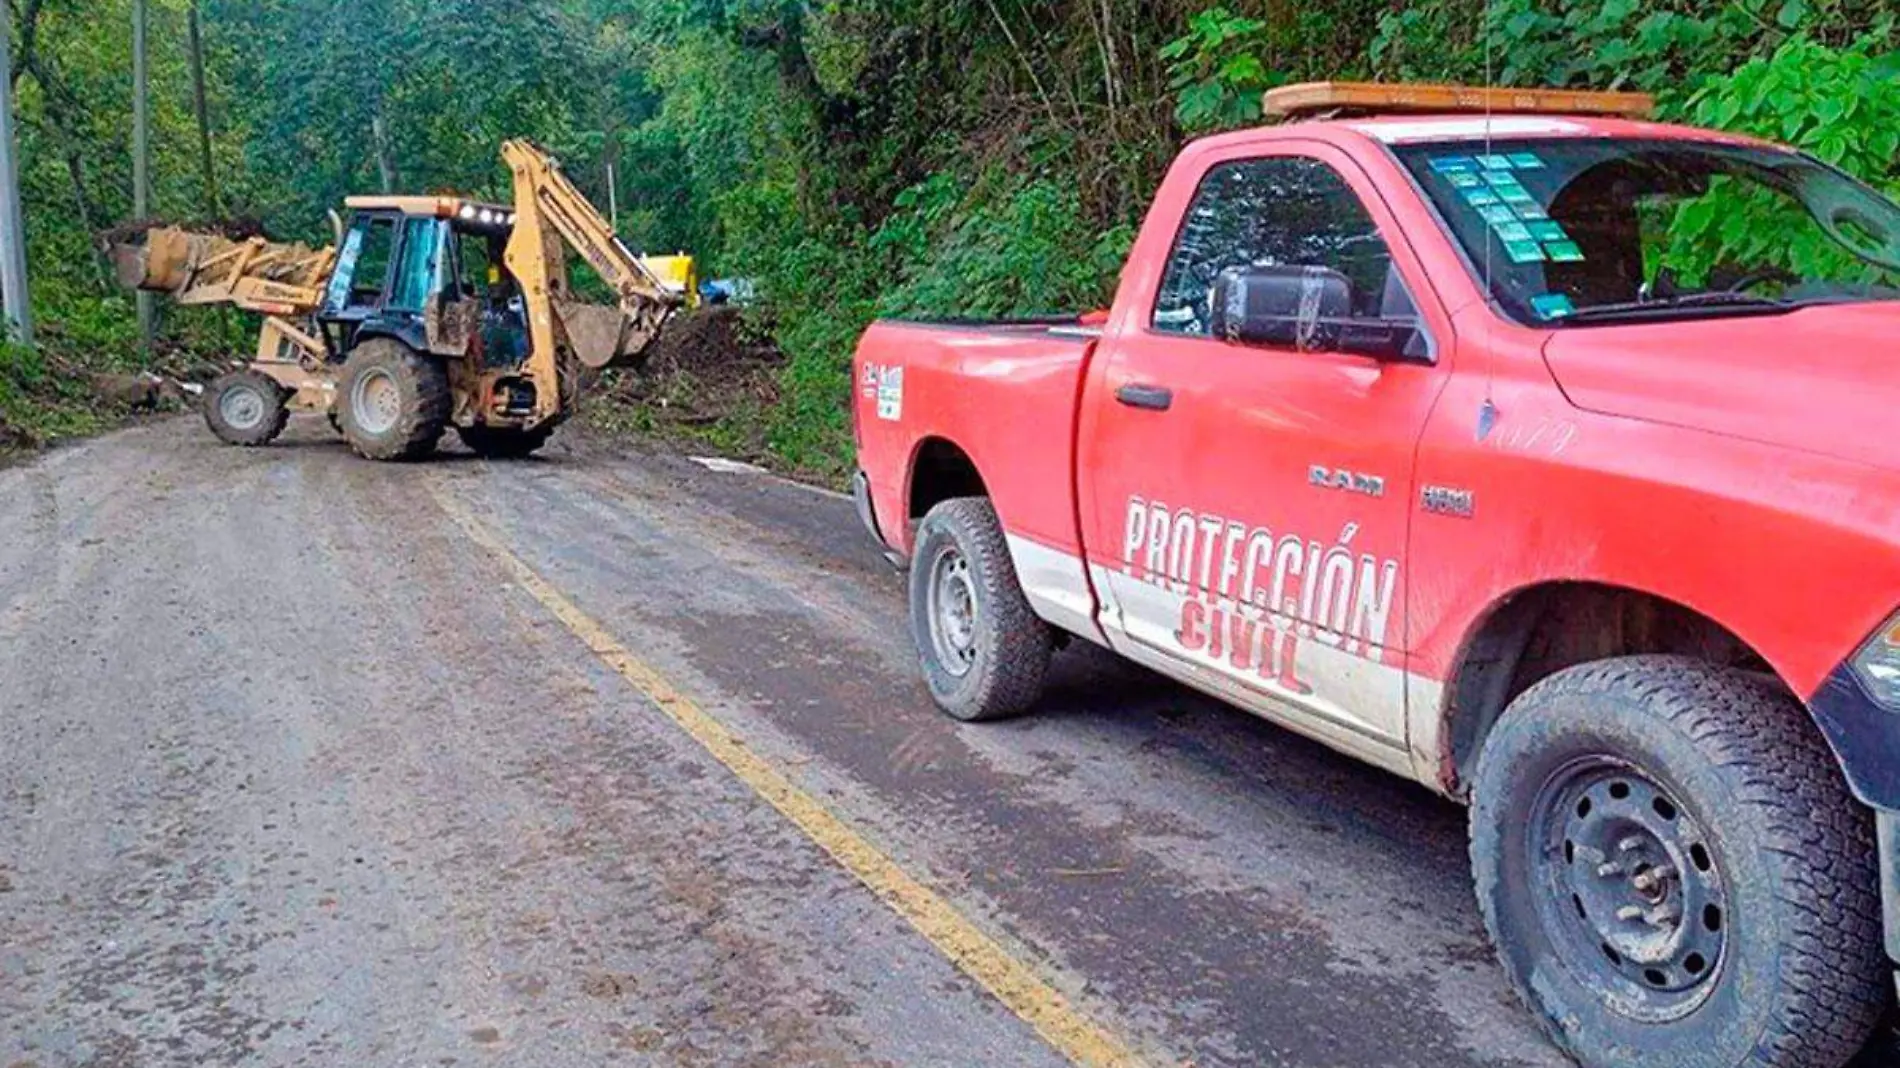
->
[351,368,402,436]
[219,385,267,431]
[1529,756,1729,1022]
[926,546,979,678]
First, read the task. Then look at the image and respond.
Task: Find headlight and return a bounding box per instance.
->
[458,204,477,221]
[1852,613,1900,708]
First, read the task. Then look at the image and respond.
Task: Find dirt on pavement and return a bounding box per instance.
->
[2,415,1894,1068]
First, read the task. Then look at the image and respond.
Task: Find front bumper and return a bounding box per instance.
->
[1809,663,1900,809]
[1813,663,1900,971]
[1881,814,1900,970]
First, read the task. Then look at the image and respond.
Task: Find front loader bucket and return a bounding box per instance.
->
[106,226,334,309]
[111,227,197,292]
[556,299,666,370]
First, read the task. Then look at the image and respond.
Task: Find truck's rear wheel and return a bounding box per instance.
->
[203,370,289,447]
[908,498,1052,722]
[1470,656,1886,1068]
[337,339,449,462]
[456,423,553,459]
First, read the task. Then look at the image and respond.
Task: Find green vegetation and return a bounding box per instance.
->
[3,1,1896,472]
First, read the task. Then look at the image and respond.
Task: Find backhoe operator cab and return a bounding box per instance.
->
[319,198,546,443]
[323,199,523,366]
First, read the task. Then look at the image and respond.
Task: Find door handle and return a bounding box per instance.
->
[1116,383,1174,412]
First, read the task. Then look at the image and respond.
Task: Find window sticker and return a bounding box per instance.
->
[1497,186,1538,206]
[1482,169,1519,188]
[1430,155,1478,173]
[1494,221,1534,243]
[1447,170,1484,189]
[1507,152,1547,170]
[1544,240,1586,263]
[1504,238,1547,264]
[1477,155,1517,170]
[1511,201,1550,221]
[1463,188,1502,207]
[875,364,906,420]
[1531,292,1576,319]
[1527,220,1570,242]
[1479,204,1520,225]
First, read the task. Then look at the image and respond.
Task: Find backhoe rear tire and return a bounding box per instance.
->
[456,424,554,460]
[204,370,289,447]
[338,339,450,462]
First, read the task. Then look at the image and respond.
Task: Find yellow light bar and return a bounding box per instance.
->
[1264,81,1655,121]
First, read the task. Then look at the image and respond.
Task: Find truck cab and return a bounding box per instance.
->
[851,83,1900,1068]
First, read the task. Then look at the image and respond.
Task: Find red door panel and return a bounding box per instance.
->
[1077,140,1453,752]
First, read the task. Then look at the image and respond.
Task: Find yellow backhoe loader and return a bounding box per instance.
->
[111,140,690,460]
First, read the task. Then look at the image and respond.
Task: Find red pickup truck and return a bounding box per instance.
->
[851,83,1900,1068]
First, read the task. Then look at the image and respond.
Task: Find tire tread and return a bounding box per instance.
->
[909,497,1052,721]
[1474,655,1886,1068]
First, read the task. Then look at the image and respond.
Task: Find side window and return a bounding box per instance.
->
[388,218,443,313]
[351,216,397,304]
[1153,156,1415,337]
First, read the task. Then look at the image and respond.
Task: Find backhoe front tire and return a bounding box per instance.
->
[203,370,289,447]
[908,498,1052,722]
[337,339,450,462]
[456,423,554,460]
[1470,656,1886,1068]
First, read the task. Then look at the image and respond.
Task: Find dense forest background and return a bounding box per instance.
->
[1,0,1896,472]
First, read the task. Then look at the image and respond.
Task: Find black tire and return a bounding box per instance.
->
[337,338,450,462]
[456,423,554,459]
[1470,655,1886,1068]
[203,370,289,447]
[908,498,1052,721]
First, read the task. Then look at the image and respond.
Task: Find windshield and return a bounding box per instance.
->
[1392,137,1900,326]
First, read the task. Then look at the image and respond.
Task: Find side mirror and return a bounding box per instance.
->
[1209,265,1429,362]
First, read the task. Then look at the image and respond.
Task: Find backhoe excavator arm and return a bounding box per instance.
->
[500,139,683,423]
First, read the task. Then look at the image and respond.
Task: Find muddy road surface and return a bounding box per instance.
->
[2,418,1894,1068]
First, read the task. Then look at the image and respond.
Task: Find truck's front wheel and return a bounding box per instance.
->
[1471,656,1886,1068]
[909,498,1052,722]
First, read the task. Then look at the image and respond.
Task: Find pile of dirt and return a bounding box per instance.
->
[585,307,787,458]
[643,306,779,378]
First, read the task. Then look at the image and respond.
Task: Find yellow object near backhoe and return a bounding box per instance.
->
[111,140,692,461]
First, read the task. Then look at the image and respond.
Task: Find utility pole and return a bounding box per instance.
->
[606,161,619,232]
[187,0,219,216]
[0,8,33,345]
[133,0,154,354]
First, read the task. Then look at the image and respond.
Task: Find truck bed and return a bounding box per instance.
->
[852,317,1099,562]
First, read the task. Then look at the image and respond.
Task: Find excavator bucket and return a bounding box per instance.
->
[555,299,664,370]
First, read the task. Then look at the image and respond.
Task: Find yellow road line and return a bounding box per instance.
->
[429,483,1145,1068]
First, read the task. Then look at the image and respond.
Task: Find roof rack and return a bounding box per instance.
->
[1263,81,1655,121]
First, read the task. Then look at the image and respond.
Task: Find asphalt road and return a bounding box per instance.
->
[1,416,1894,1068]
